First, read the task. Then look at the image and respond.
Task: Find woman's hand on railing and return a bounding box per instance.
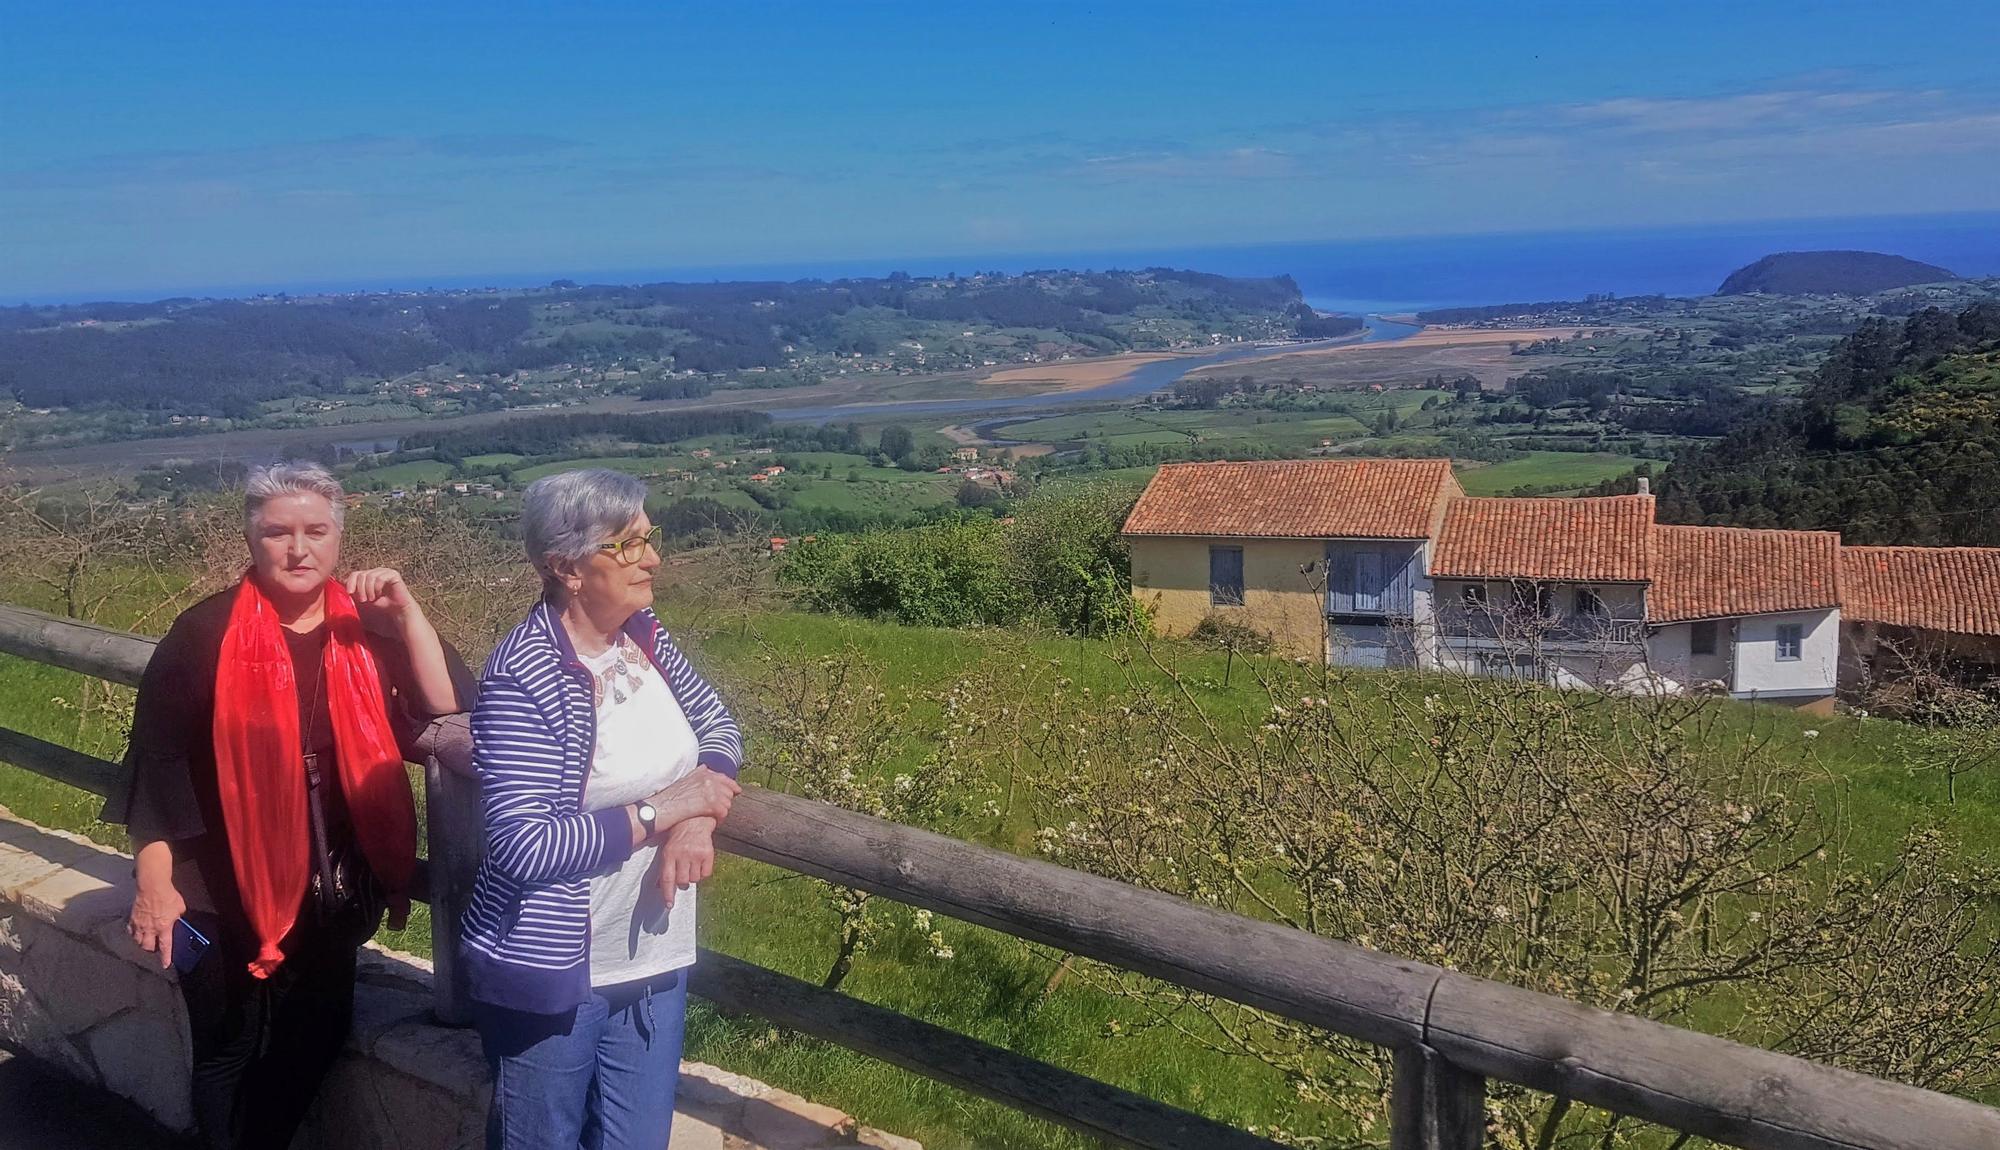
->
[649,767,741,829]
[656,817,717,907]
[127,840,186,970]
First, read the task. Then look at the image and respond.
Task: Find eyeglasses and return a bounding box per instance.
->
[596,526,663,566]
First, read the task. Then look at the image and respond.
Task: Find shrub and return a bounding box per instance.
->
[778,519,1024,628]
[1187,613,1273,654]
[1001,482,1142,637]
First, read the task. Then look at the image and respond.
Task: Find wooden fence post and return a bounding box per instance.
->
[418,714,480,1027]
[1391,1044,1485,1150]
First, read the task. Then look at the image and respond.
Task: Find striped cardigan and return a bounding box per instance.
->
[459,599,742,1014]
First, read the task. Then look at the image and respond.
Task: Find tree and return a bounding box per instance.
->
[954,479,1002,509]
[1012,657,2000,1146]
[879,424,915,460]
[747,649,985,989]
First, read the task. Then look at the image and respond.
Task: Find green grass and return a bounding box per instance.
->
[460,453,526,469]
[352,459,456,487]
[1454,451,1640,495]
[511,454,678,483]
[2,583,1993,1149]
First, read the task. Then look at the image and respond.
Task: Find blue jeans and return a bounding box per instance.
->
[475,969,688,1150]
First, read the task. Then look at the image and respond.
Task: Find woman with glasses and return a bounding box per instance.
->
[105,461,469,1150]
[461,468,743,1149]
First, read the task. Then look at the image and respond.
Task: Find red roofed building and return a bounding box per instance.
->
[1840,546,2000,685]
[1124,460,1462,663]
[1428,494,1657,688]
[1124,462,1863,709]
[1646,525,1843,709]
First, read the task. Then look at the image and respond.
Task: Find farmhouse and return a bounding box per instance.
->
[1645,524,1842,708]
[1428,495,1654,690]
[1125,459,1990,709]
[1123,459,1459,662]
[1839,546,2000,687]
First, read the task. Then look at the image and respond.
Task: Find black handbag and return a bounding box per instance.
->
[303,752,387,944]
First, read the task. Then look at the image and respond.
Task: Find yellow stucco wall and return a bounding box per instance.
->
[1129,536,1328,658]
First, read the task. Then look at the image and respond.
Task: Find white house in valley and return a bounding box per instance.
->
[1124,460,1987,710]
[1645,524,1842,710]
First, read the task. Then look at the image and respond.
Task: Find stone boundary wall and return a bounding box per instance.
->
[0,807,917,1150]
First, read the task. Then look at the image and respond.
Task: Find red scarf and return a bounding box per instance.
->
[211,575,417,978]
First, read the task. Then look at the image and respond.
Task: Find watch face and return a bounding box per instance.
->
[638,802,657,822]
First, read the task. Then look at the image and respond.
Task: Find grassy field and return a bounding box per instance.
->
[459,452,527,469]
[1454,451,1641,495]
[509,453,679,483]
[1,577,1992,1149]
[349,459,457,487]
[996,400,1451,453]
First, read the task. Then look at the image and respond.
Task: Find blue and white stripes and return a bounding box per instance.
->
[459,599,741,1015]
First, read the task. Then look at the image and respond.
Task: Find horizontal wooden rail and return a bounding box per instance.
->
[5,603,2000,1150]
[690,949,1280,1150]
[0,719,434,905]
[0,603,153,688]
[0,714,1262,1149]
[0,607,1265,1150]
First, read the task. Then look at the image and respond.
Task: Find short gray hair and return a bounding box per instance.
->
[522,469,647,582]
[245,461,345,531]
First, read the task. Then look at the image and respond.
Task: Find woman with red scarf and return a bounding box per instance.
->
[104,461,468,1150]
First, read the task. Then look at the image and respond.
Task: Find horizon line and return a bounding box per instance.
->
[10,207,1999,309]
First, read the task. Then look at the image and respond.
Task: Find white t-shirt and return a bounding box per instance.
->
[579,637,701,988]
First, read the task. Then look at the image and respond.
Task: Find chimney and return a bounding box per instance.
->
[1635,476,1651,496]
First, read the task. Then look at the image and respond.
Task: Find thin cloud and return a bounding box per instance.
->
[2,133,587,190]
[1065,146,1297,183]
[1558,88,1919,134]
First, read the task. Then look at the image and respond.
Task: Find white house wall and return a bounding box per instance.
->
[1732,609,1839,697]
[1647,622,1733,689]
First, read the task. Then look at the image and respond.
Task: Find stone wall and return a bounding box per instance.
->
[0,807,917,1150]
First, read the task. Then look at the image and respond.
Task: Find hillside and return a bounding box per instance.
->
[0,269,1314,415]
[1716,250,1956,296]
[1660,301,2000,543]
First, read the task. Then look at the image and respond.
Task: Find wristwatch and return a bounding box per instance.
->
[636,801,659,835]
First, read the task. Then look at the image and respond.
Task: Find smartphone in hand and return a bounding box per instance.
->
[170,917,213,975]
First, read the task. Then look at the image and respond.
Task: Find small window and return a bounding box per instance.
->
[1576,588,1605,617]
[1689,620,1717,656]
[1775,623,1804,662]
[1209,546,1244,606]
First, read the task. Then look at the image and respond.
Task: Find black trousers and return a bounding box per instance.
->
[177,912,360,1150]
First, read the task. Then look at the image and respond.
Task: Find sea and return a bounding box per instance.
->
[101,210,2000,318]
[690,210,2000,316]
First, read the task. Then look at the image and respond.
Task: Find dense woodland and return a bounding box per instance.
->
[401,409,772,460]
[1659,302,2000,544]
[0,269,1316,414]
[0,298,533,413]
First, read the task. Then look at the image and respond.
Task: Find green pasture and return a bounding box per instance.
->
[510,454,680,483]
[351,459,455,487]
[460,453,527,469]
[1454,451,1641,495]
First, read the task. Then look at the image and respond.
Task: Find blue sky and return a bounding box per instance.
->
[5,1,2000,299]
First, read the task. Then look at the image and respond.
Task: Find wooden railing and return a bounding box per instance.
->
[2,602,1997,1150]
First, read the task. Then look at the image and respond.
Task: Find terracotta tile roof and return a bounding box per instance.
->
[1840,546,2000,637]
[1648,525,1841,623]
[1430,496,1654,582]
[1122,459,1458,539]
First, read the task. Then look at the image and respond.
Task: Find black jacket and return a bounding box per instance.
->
[101,585,472,949]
